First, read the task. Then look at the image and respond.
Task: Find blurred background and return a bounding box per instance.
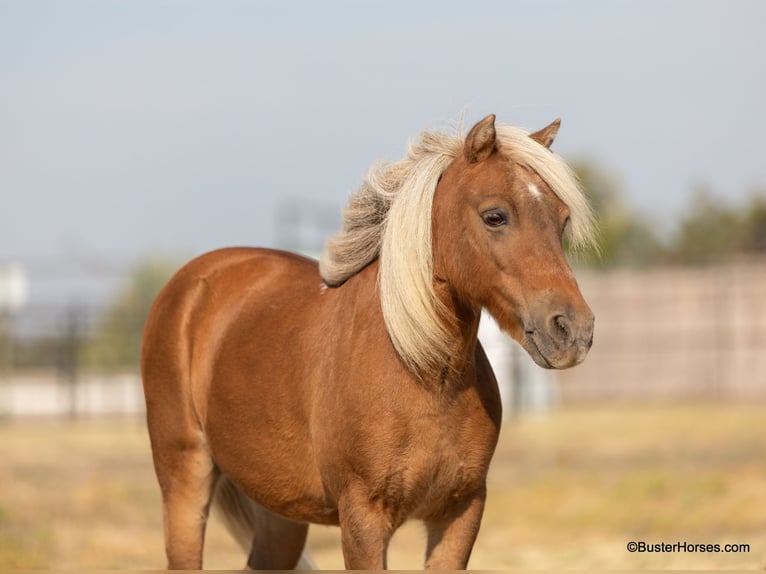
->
[1,0,765,569]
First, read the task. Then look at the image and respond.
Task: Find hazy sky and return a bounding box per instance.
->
[1,0,764,302]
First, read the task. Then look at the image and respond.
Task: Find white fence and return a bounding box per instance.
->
[0,374,144,417]
[2,262,765,417]
[555,262,766,402]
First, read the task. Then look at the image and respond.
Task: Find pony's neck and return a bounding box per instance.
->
[433,280,482,383]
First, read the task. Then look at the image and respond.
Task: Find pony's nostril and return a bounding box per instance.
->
[550,314,572,344]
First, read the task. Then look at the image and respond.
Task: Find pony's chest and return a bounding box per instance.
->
[377,411,499,521]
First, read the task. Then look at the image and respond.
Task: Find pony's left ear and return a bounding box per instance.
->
[465,114,497,163]
[529,118,561,149]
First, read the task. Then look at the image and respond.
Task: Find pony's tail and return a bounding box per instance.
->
[212,476,315,570]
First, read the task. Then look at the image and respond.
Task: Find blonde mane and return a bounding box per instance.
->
[319,122,596,376]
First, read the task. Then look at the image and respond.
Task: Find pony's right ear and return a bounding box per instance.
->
[464,114,497,163]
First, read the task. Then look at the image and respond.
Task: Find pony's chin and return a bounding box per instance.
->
[521,332,587,370]
[521,334,555,369]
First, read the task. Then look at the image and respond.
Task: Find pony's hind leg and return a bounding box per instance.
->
[246,509,310,569]
[154,441,219,569]
[142,275,220,569]
[144,358,218,567]
[214,477,310,569]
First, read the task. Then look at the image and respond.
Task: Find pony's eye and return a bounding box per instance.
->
[482,211,507,228]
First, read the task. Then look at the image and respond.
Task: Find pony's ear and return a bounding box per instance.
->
[464,114,497,163]
[529,118,561,149]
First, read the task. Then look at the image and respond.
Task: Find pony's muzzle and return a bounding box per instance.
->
[524,305,594,369]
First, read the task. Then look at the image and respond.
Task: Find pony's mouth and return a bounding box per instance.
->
[490,294,594,369]
[523,330,554,369]
[521,324,592,370]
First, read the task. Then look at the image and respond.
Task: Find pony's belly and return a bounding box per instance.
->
[208,435,340,525]
[204,404,339,526]
[236,477,339,526]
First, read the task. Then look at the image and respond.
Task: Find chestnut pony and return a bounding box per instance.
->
[141,115,596,570]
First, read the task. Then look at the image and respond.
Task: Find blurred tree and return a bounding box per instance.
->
[741,188,766,255]
[12,334,66,371]
[82,257,179,371]
[570,161,664,267]
[670,185,747,264]
[0,313,11,374]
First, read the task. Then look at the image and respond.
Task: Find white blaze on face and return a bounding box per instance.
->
[528,183,542,200]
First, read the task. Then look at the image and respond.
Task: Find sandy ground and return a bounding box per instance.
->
[1,402,764,569]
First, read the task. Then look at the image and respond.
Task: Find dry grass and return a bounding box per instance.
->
[1,403,764,569]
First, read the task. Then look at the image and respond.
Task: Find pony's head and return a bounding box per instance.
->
[320,114,597,377]
[432,115,595,370]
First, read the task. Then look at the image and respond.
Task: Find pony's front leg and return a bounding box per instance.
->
[337,484,395,569]
[424,489,486,569]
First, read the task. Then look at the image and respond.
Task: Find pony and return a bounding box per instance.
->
[141,114,596,569]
